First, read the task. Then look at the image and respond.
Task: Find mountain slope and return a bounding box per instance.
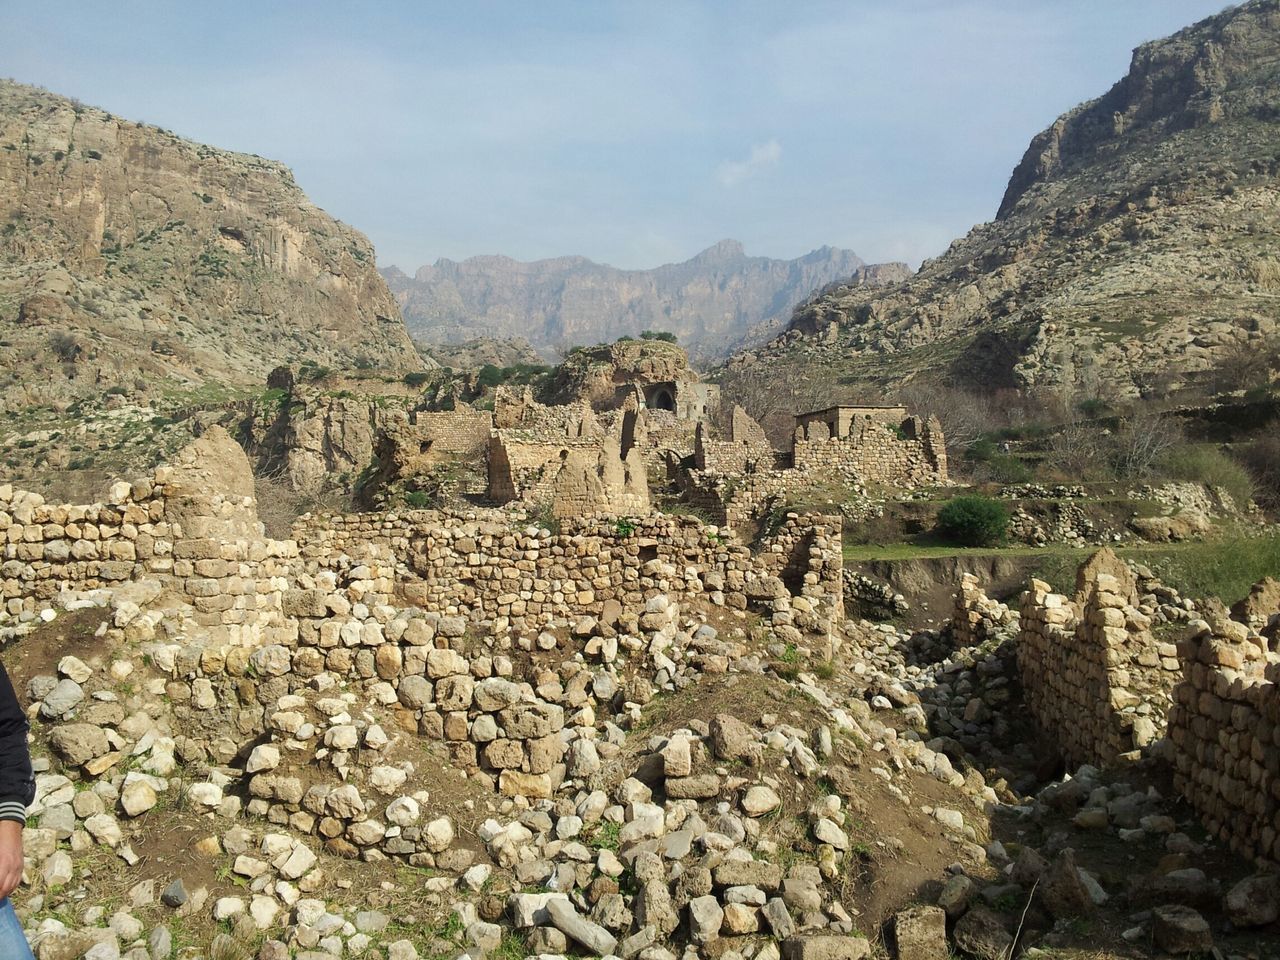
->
[0,79,422,410]
[384,240,909,363]
[723,0,1280,402]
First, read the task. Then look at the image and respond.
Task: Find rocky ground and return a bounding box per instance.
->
[5,551,1279,960]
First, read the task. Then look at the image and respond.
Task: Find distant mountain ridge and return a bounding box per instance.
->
[383,241,910,363]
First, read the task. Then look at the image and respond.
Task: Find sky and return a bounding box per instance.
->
[0,1,1232,272]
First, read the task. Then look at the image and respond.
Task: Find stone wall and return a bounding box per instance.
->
[291,508,844,648]
[1017,566,1179,769]
[1168,618,1279,866]
[952,574,1016,647]
[296,512,736,627]
[753,513,844,654]
[488,433,649,518]
[694,406,783,476]
[794,405,908,438]
[2,428,295,647]
[791,415,947,487]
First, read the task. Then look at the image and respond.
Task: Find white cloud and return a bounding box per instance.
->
[717,139,781,187]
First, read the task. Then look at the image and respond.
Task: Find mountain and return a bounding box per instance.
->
[383,241,909,364]
[0,79,422,410]
[723,0,1280,401]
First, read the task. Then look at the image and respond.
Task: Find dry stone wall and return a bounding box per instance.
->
[1017,567,1179,769]
[753,513,844,653]
[791,415,947,487]
[682,409,947,532]
[952,574,1016,647]
[292,510,842,645]
[2,427,295,647]
[1168,619,1280,866]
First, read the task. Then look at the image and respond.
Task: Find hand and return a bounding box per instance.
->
[0,820,23,899]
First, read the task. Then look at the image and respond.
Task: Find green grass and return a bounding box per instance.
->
[843,535,1280,605]
[1125,535,1280,605]
[586,821,621,852]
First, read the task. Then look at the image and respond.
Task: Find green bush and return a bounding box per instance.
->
[1159,444,1255,508]
[639,330,677,343]
[936,495,1010,547]
[476,364,503,388]
[404,491,431,509]
[988,455,1033,484]
[403,371,432,387]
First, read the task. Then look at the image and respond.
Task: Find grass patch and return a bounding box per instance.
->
[1159,443,1255,508]
[1126,536,1280,605]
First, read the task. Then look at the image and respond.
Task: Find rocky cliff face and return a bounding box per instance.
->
[0,80,422,409]
[384,240,908,364]
[724,0,1280,401]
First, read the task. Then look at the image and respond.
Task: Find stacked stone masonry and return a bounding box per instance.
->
[684,406,948,531]
[952,574,1016,647]
[1017,569,1180,769]
[1,428,296,648]
[291,510,843,645]
[790,414,947,487]
[1168,619,1280,866]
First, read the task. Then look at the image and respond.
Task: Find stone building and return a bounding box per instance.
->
[487,397,650,519]
[640,380,720,420]
[793,404,908,439]
[682,404,949,529]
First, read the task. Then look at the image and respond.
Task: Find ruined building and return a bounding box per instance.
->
[686,403,948,528]
[298,340,946,531]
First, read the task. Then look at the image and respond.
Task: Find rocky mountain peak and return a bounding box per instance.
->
[723,0,1280,402]
[689,238,747,263]
[999,0,1280,218]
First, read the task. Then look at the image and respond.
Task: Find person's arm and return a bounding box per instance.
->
[0,663,34,900]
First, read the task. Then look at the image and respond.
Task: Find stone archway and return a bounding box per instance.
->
[648,386,675,411]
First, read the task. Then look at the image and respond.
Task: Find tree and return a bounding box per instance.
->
[476,364,503,388]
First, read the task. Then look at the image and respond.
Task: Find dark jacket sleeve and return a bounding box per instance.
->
[0,661,34,825]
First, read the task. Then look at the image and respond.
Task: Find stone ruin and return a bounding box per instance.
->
[685,404,948,529]
[0,428,855,877]
[336,343,946,532]
[486,391,651,520]
[951,549,1280,867]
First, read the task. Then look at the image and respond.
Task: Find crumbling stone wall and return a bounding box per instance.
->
[794,405,907,437]
[295,513,747,630]
[1017,563,1179,768]
[1168,618,1279,866]
[694,407,780,475]
[291,508,844,650]
[1231,576,1280,637]
[1,427,295,647]
[791,415,947,487]
[682,408,947,532]
[488,433,649,518]
[754,513,844,654]
[952,574,1016,647]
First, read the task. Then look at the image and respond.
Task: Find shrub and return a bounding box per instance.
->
[1159,444,1254,509]
[403,371,431,387]
[1239,435,1280,510]
[639,330,677,343]
[476,364,503,388]
[404,491,431,509]
[936,495,1010,547]
[1076,397,1110,418]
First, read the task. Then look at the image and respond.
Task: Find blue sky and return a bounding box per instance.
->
[0,1,1230,271]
